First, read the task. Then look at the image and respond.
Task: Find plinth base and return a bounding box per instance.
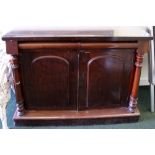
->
[13,107,140,126]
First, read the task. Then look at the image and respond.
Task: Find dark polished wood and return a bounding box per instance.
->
[11,55,25,116]
[2,30,151,126]
[128,40,149,112]
[19,48,78,110]
[18,42,138,49]
[6,40,18,54]
[78,49,135,110]
[2,30,152,42]
[13,107,140,126]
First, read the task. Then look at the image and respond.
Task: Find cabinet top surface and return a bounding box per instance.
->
[2,29,152,41]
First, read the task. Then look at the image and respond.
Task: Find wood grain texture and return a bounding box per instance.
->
[14,107,140,120]
[18,42,138,49]
[19,48,78,110]
[19,43,80,49]
[13,107,140,126]
[78,49,135,110]
[11,55,25,116]
[128,52,144,112]
[2,30,152,42]
[128,40,150,113]
[6,40,18,54]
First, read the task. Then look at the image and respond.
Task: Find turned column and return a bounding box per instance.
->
[11,55,25,116]
[128,41,149,113]
[4,40,25,116]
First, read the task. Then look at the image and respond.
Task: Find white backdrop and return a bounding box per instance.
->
[0,0,154,34]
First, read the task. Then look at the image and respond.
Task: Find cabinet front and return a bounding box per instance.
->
[78,49,136,110]
[19,48,78,110]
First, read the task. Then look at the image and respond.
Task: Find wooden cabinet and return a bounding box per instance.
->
[19,49,78,110]
[78,49,136,110]
[2,30,152,126]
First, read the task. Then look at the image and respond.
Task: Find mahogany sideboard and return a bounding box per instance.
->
[2,30,152,126]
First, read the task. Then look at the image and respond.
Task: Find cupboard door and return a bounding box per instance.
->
[78,49,136,110]
[19,48,78,110]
